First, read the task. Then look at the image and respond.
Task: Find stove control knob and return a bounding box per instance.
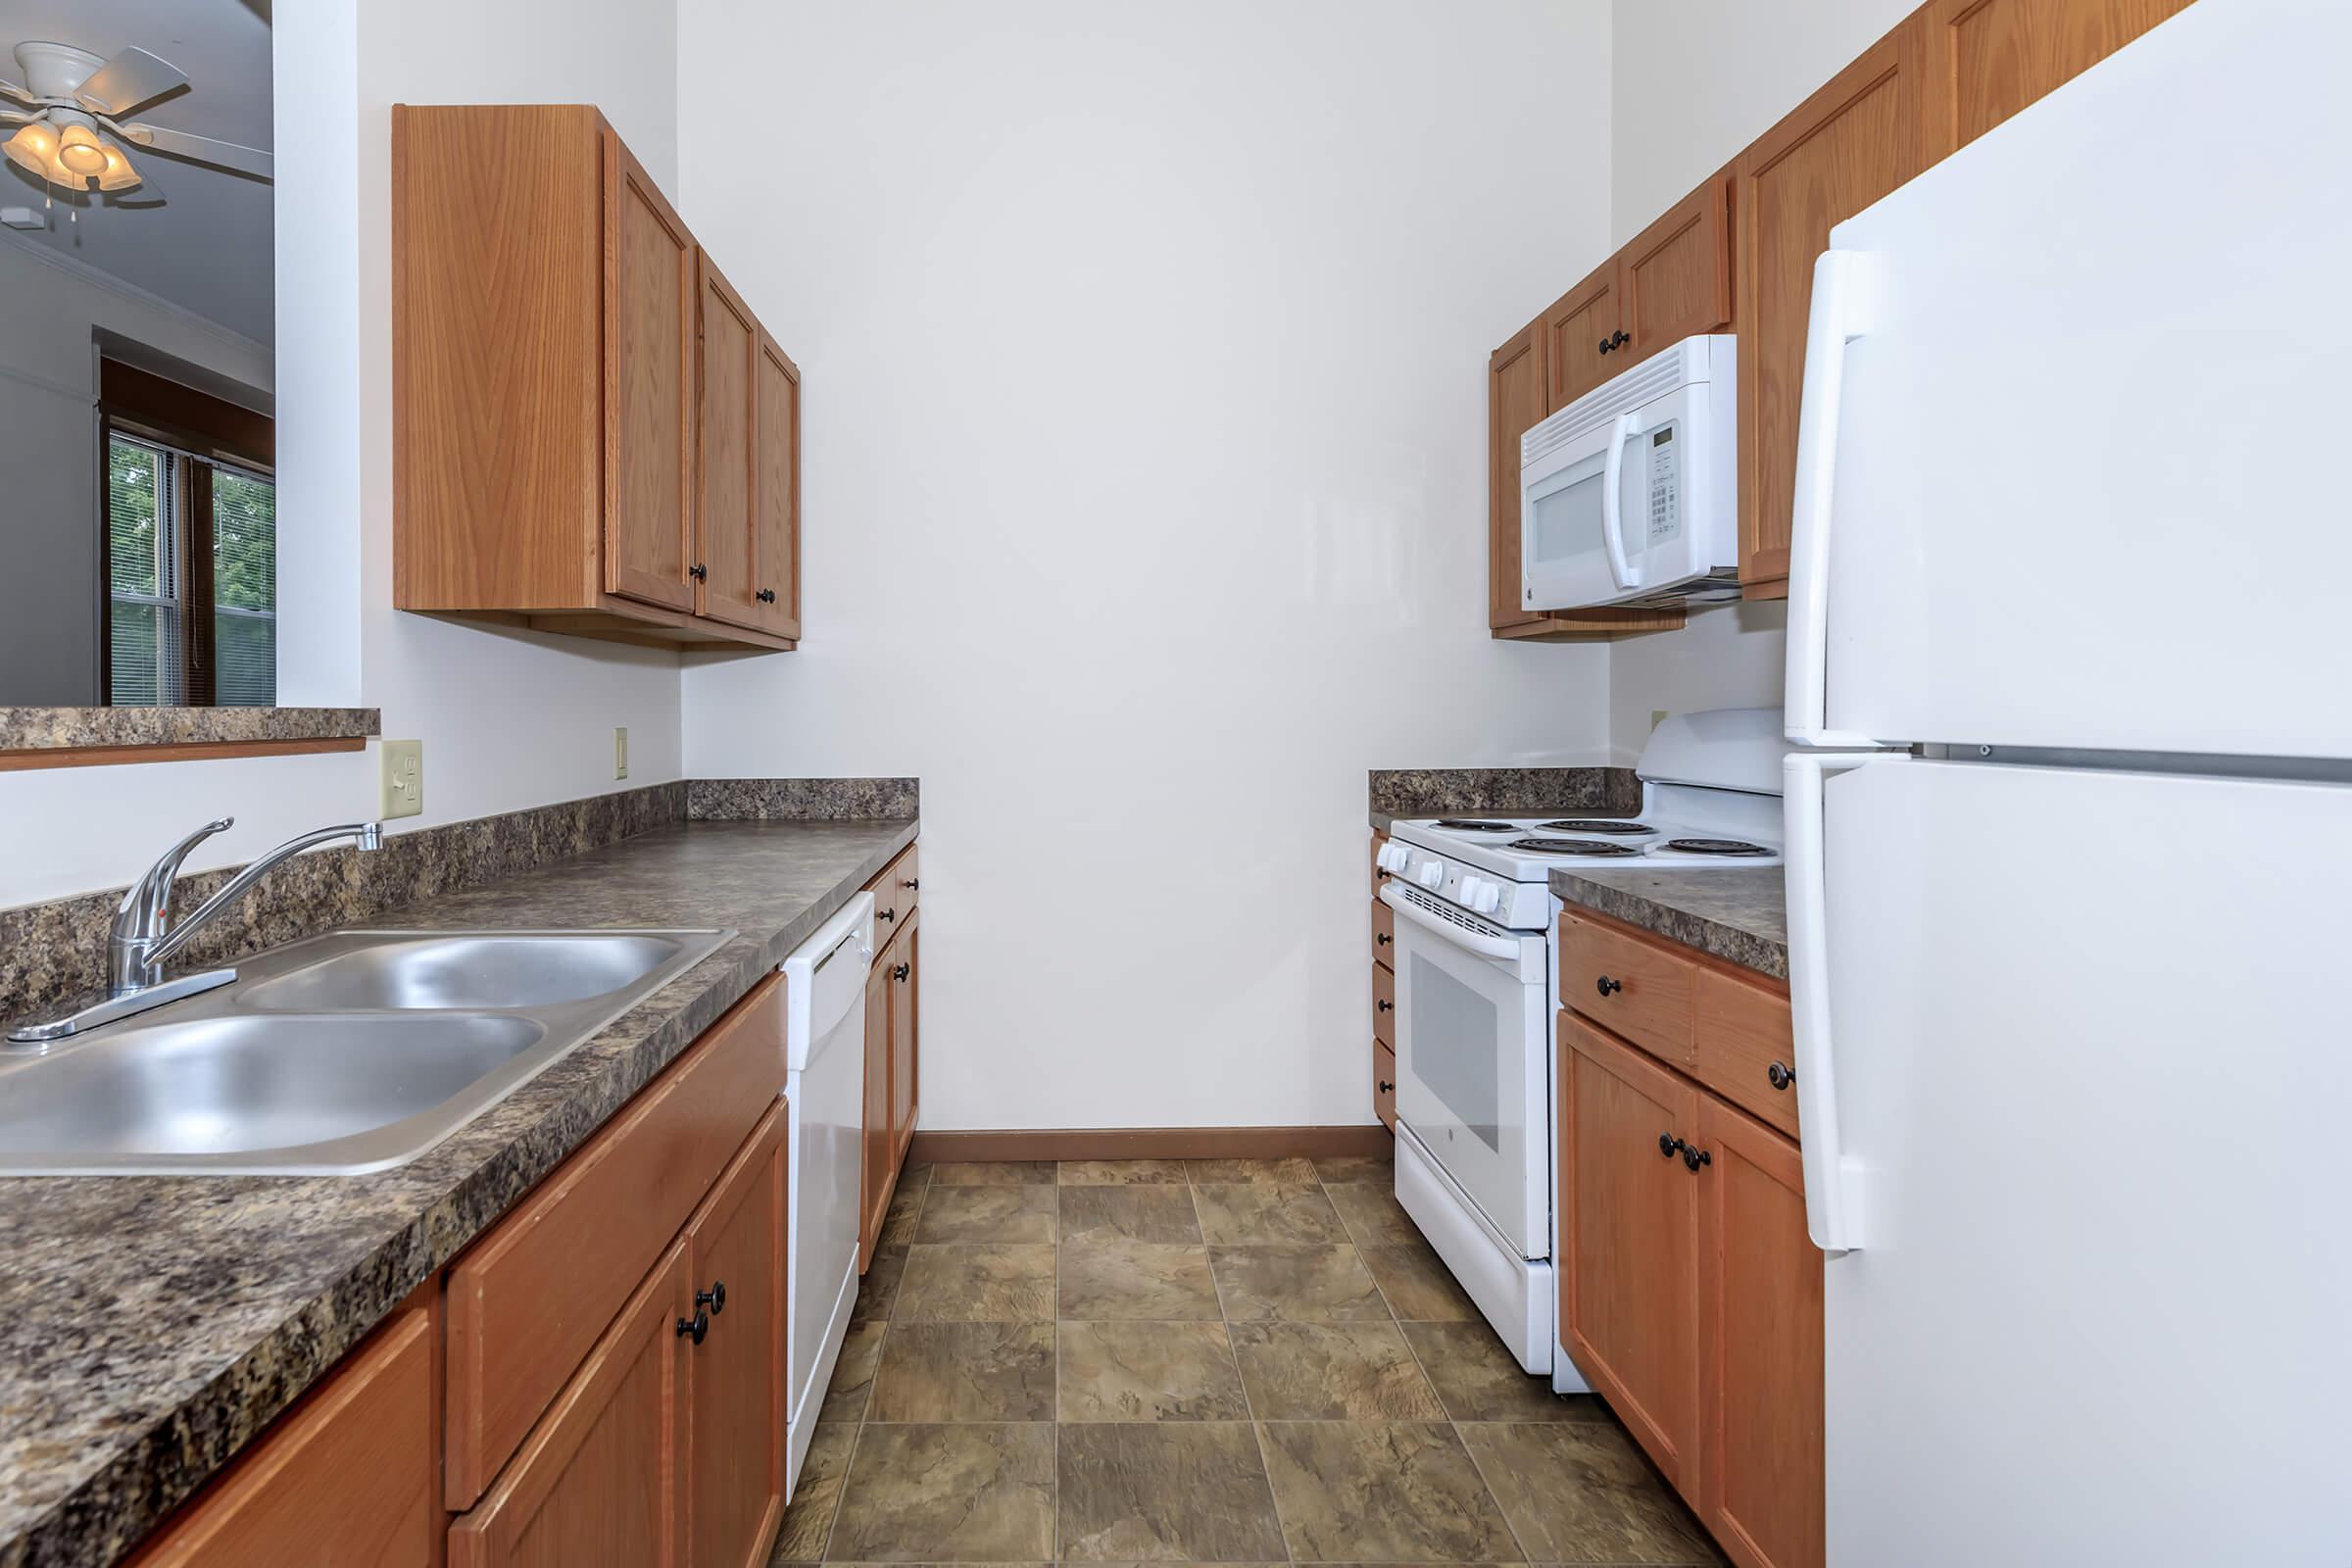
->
[1463,877,1502,915]
[1378,842,1409,873]
[1416,860,1446,890]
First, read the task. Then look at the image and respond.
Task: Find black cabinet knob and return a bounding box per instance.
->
[1767,1061,1794,1092]
[904,877,919,890]
[1609,329,1630,349]
[1682,1144,1712,1172]
[1376,933,1392,946]
[676,1309,709,1345]
[1658,1132,1680,1159]
[1377,999,1393,1012]
[697,1281,727,1316]
[894,962,910,982]
[689,564,708,582]
[878,907,896,922]
[756,587,776,604]
[1377,1079,1395,1094]
[1596,975,1623,998]
[1596,337,1611,354]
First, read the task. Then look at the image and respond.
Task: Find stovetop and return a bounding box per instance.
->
[1393,806,1784,881]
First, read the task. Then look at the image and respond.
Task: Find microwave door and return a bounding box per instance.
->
[1521,421,1631,610]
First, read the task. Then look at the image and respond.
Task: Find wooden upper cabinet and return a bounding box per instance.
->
[694,252,763,631]
[449,1241,690,1568]
[393,104,796,654]
[1543,258,1622,413]
[1560,1014,1702,1489]
[605,134,698,613]
[755,332,803,640]
[1920,0,2190,160]
[1734,13,1927,598]
[1487,318,1550,630]
[685,1105,788,1568]
[1696,1095,1824,1568]
[1620,172,1735,356]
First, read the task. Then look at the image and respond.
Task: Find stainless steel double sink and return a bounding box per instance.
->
[0,929,732,1177]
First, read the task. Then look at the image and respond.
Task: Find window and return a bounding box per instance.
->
[99,361,275,708]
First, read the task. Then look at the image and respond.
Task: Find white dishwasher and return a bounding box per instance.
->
[781,890,874,1495]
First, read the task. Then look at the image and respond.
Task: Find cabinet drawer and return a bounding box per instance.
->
[1371,899,1395,968]
[1693,967,1800,1141]
[444,972,786,1508]
[870,841,919,934]
[1372,961,1396,1050]
[129,1304,439,1568]
[1374,1042,1396,1131]
[1561,911,1696,1065]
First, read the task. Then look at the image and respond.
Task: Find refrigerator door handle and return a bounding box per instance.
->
[1599,412,1642,589]
[1784,748,1905,1254]
[1785,249,1886,750]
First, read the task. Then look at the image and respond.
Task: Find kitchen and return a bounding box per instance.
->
[0,1,2345,1565]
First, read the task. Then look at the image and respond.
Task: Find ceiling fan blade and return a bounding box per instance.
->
[0,77,37,107]
[117,122,271,181]
[73,47,188,117]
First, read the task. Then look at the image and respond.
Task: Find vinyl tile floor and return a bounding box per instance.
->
[772,1150,1722,1566]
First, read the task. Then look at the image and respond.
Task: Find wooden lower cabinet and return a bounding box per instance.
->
[859,955,894,1269]
[859,844,925,1269]
[1697,1095,1824,1568]
[685,1106,788,1568]
[888,910,920,1169]
[1559,1015,1702,1488]
[128,1302,441,1567]
[1373,1041,1396,1131]
[449,1242,691,1568]
[1560,1004,1825,1568]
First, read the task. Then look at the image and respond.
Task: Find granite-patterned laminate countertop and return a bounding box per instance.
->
[0,816,916,1568]
[1549,865,1787,979]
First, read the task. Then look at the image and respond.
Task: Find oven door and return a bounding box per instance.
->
[1378,882,1551,1259]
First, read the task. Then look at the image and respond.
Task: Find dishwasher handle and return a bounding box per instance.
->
[783,890,876,1067]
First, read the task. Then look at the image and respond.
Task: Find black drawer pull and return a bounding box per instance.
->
[894,962,910,982]
[1682,1144,1712,1173]
[1377,999,1393,1012]
[676,1309,709,1345]
[878,907,896,922]
[1658,1132,1680,1159]
[697,1281,726,1316]
[1596,975,1623,998]
[1376,932,1392,946]
[1377,1079,1395,1094]
[1767,1061,1794,1092]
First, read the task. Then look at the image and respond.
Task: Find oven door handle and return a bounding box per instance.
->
[1377,881,1526,962]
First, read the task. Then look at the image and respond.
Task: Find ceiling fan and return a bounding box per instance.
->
[0,40,272,201]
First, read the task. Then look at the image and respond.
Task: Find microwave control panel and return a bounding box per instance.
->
[1645,423,1681,546]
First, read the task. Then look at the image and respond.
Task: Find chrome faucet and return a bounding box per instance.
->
[7,817,384,1046]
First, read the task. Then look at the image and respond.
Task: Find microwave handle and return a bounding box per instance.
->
[1599,412,1641,589]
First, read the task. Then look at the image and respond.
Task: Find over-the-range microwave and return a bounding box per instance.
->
[1520,334,1738,612]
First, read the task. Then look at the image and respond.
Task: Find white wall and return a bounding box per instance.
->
[676,0,1616,1131]
[0,0,687,906]
[0,236,273,706]
[1602,0,1916,760]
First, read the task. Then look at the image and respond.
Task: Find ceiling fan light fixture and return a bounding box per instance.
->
[56,122,106,175]
[3,118,61,180]
[2,116,138,192]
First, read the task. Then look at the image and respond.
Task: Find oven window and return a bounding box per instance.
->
[1407,953,1500,1152]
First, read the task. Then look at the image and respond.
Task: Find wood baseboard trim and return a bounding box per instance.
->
[906,1124,1396,1163]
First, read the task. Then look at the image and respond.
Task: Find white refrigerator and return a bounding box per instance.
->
[1781,0,2352,1561]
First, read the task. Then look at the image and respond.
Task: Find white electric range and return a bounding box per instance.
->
[1374,708,1787,1380]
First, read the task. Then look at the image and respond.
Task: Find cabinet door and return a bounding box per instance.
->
[128,1304,439,1568]
[1487,318,1550,630]
[1695,1095,1824,1568]
[695,252,763,631]
[1734,14,1926,597]
[603,131,698,612]
[1543,257,1622,411]
[686,1105,787,1568]
[450,1242,690,1568]
[1921,0,2190,162]
[1559,1014,1702,1488]
[754,332,802,640]
[1620,172,1735,354]
[889,912,919,1167]
[858,958,894,1270]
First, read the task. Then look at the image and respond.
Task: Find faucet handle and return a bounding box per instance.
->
[119,817,234,929]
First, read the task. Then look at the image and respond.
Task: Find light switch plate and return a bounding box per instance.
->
[380,739,423,820]
[614,726,628,780]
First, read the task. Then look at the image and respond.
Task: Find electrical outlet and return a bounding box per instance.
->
[614,726,628,780]
[380,739,423,820]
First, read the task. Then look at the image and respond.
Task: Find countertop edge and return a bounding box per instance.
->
[5,817,916,1568]
[1549,866,1788,981]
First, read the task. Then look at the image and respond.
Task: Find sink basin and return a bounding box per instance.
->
[0,926,732,1176]
[240,933,700,1011]
[0,1013,544,1172]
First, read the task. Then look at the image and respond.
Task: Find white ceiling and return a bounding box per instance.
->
[0,0,272,344]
